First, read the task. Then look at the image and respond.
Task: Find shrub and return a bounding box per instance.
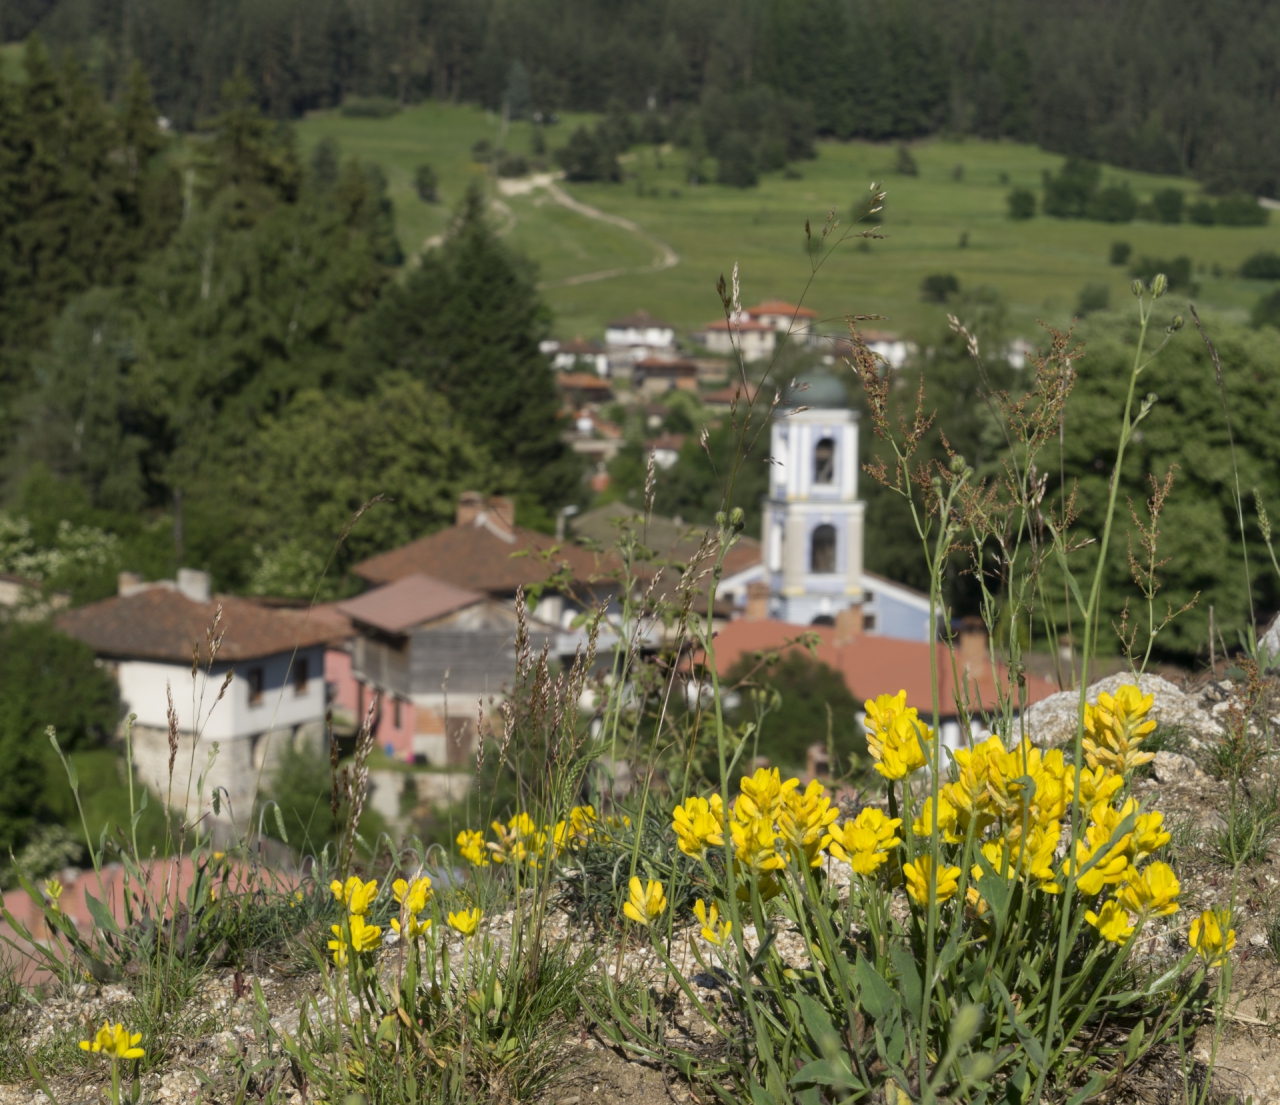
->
[1241,250,1280,279]
[496,152,529,178]
[1042,157,1100,217]
[921,272,960,302]
[1188,199,1216,225]
[339,96,399,118]
[470,138,492,164]
[1151,187,1185,224]
[1251,288,1280,329]
[1007,187,1035,219]
[555,126,619,182]
[414,164,439,203]
[1110,240,1132,265]
[894,143,919,176]
[1215,194,1269,226]
[1086,183,1137,223]
[1131,254,1194,292]
[1076,281,1110,316]
[715,131,758,188]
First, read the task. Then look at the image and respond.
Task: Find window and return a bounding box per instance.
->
[863,614,877,631]
[811,524,837,573]
[293,656,309,696]
[393,697,402,729]
[247,667,265,707]
[814,438,835,484]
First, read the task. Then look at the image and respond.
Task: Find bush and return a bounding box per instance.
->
[414,164,438,203]
[1215,194,1269,226]
[921,272,960,303]
[1086,184,1137,223]
[1007,187,1035,219]
[894,144,919,176]
[496,152,529,178]
[470,139,492,164]
[1076,281,1110,315]
[1151,187,1185,224]
[1042,157,1100,217]
[1188,199,1216,225]
[715,131,758,187]
[1110,240,1132,265]
[1242,250,1280,279]
[1131,254,1194,293]
[555,126,619,182]
[1251,288,1280,329]
[340,96,399,118]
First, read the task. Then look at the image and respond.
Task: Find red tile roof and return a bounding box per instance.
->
[749,299,819,320]
[703,620,1060,718]
[557,372,612,391]
[353,518,604,593]
[56,590,345,664]
[609,310,670,329]
[337,574,484,634]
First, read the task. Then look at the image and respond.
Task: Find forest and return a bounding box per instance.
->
[8,0,1280,196]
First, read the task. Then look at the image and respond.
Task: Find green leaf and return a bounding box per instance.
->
[792,1059,860,1091]
[855,953,898,1020]
[84,890,122,936]
[273,803,288,844]
[1065,1072,1106,1105]
[889,944,923,1014]
[993,977,1044,1069]
[795,992,842,1061]
[748,1079,778,1105]
[1124,1020,1145,1065]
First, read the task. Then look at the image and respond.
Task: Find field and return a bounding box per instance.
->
[296,101,1280,343]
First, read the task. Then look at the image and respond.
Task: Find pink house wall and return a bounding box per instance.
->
[324,648,415,762]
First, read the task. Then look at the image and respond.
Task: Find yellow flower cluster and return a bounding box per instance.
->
[447,907,482,936]
[1189,909,1236,968]
[864,692,929,779]
[331,876,379,915]
[80,1022,144,1060]
[673,794,725,858]
[391,875,433,938]
[1083,685,1157,775]
[827,808,902,875]
[623,877,668,926]
[328,877,383,966]
[455,805,598,868]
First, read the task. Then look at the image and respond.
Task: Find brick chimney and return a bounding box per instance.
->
[834,604,863,644]
[486,495,515,535]
[456,491,485,527]
[744,580,771,621]
[117,571,144,596]
[956,615,988,675]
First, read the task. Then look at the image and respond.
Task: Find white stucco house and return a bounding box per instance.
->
[57,569,346,829]
[697,318,777,362]
[605,310,675,359]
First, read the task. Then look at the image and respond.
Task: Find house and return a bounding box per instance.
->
[697,318,777,363]
[556,372,613,405]
[748,299,819,337]
[336,573,554,766]
[564,410,624,465]
[542,337,610,377]
[705,617,1061,750]
[646,433,685,470]
[56,569,346,828]
[633,357,698,394]
[703,383,759,411]
[605,310,675,357]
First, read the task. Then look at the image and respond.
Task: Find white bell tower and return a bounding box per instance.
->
[762,404,866,625]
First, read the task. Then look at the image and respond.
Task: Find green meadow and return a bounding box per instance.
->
[299,102,1280,343]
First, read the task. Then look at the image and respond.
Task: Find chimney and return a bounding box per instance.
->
[486,495,515,535]
[177,568,211,603]
[744,580,771,621]
[456,491,485,527]
[117,571,144,596]
[956,615,988,675]
[834,604,863,644]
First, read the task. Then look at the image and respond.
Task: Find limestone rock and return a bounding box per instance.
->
[1152,750,1207,786]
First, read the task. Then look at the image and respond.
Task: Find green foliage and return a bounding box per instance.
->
[647,417,770,539]
[360,187,583,512]
[228,374,496,577]
[715,132,759,188]
[726,650,860,771]
[414,163,439,203]
[1251,288,1280,329]
[555,125,619,182]
[1214,194,1269,226]
[340,96,399,118]
[921,272,960,302]
[1087,183,1137,223]
[1006,186,1035,219]
[1076,282,1110,316]
[1130,255,1194,293]
[1042,158,1100,218]
[1150,187,1185,224]
[894,144,919,176]
[266,742,342,852]
[1241,250,1280,279]
[1110,240,1132,266]
[1188,199,1217,225]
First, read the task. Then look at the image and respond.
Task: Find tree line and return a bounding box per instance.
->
[0,44,579,603]
[13,0,1280,195]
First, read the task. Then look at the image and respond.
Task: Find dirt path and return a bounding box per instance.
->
[415,172,681,286]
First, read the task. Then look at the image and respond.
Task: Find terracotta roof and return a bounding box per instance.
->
[635,357,697,372]
[748,299,818,320]
[647,433,687,452]
[56,590,343,664]
[703,384,759,406]
[337,574,484,634]
[608,310,670,329]
[557,372,612,390]
[556,337,605,355]
[353,518,603,593]
[703,620,1060,718]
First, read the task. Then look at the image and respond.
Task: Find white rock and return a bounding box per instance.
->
[1152,751,1207,786]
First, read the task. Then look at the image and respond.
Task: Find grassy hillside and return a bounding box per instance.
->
[296,103,1280,344]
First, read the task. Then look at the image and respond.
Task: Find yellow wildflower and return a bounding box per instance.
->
[1116,861,1180,917]
[1083,685,1157,774]
[1132,810,1171,862]
[1086,899,1135,944]
[391,913,431,938]
[912,794,961,843]
[903,855,961,906]
[863,690,915,765]
[1189,909,1236,968]
[623,877,667,926]
[673,794,725,858]
[729,812,786,873]
[736,767,798,823]
[43,877,63,913]
[778,779,840,867]
[693,898,732,947]
[447,908,482,936]
[456,829,490,867]
[79,1022,144,1060]
[875,713,929,780]
[1071,764,1124,809]
[349,913,382,953]
[393,875,433,913]
[330,877,378,915]
[828,807,903,875]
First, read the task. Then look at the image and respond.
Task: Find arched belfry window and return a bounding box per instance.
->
[811,524,837,573]
[814,438,835,484]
